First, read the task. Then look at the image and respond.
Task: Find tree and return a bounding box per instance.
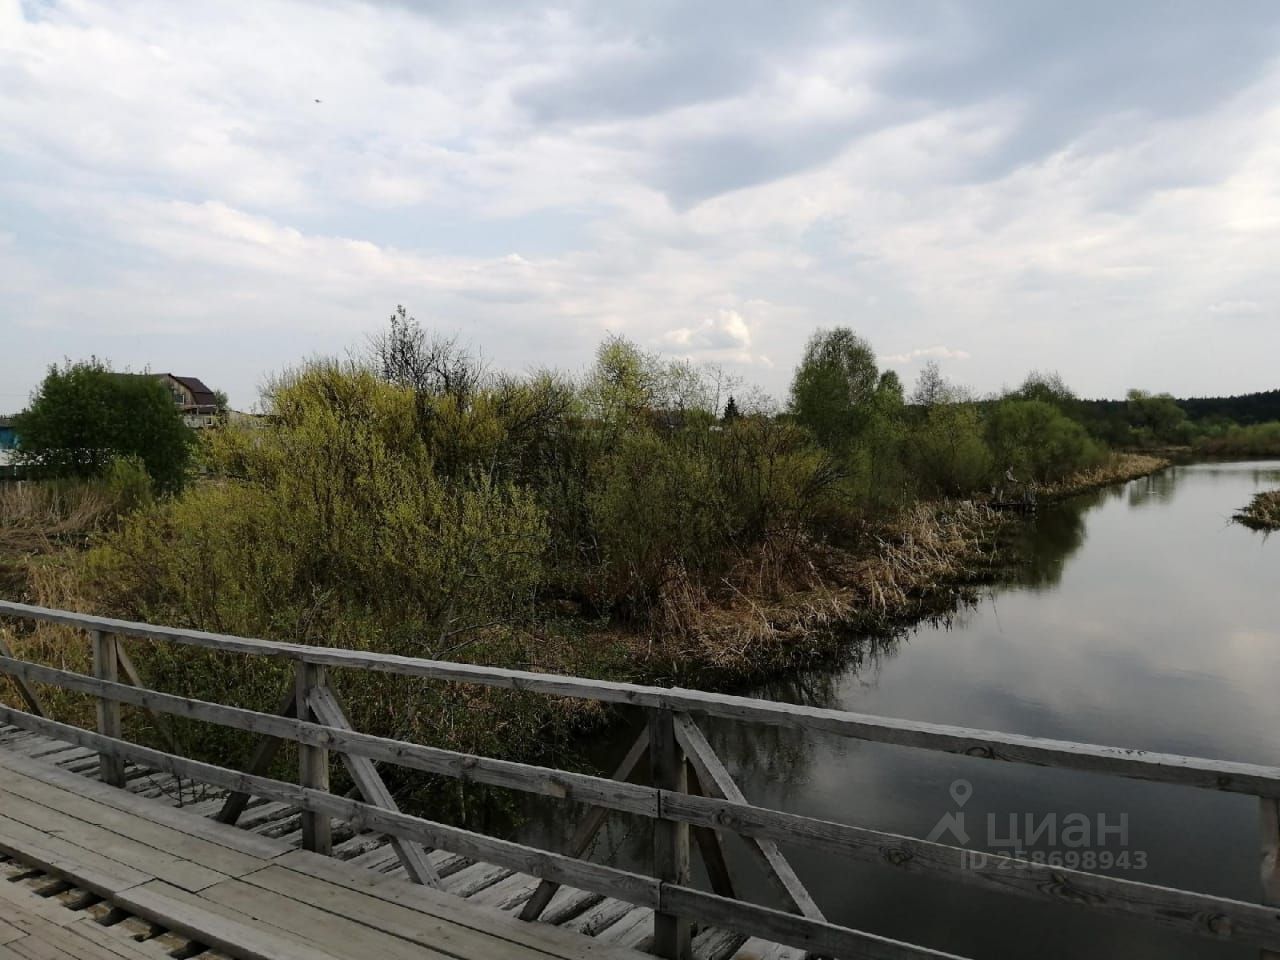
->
[369,305,482,403]
[1012,371,1075,410]
[723,395,741,423]
[911,361,953,407]
[15,359,194,492]
[1126,389,1191,445]
[789,327,880,446]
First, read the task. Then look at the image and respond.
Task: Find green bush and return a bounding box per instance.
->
[987,399,1105,483]
[15,360,194,492]
[906,404,993,497]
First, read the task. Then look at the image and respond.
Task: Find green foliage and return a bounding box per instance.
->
[95,364,548,645]
[1196,421,1280,457]
[906,403,994,497]
[1125,389,1192,446]
[14,360,194,492]
[588,419,838,609]
[987,399,1105,483]
[789,327,880,447]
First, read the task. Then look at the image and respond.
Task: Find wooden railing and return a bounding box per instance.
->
[1,598,1279,959]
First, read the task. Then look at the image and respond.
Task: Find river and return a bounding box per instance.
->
[519,459,1280,958]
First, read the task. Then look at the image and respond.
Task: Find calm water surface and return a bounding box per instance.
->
[522,460,1280,959]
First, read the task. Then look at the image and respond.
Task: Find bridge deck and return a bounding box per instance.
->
[0,742,660,960]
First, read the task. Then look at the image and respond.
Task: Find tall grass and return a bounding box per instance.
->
[1235,490,1280,531]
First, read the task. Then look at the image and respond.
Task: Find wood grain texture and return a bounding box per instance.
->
[673,713,821,923]
[91,631,125,788]
[4,599,1275,798]
[309,685,442,887]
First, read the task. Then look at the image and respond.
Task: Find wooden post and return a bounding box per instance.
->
[296,660,331,855]
[91,630,126,787]
[649,707,691,960]
[1262,797,1280,960]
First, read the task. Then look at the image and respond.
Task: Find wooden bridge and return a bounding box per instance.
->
[1,600,1279,959]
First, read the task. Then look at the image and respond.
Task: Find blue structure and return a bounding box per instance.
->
[0,417,16,451]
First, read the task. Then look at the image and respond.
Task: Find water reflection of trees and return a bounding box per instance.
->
[997,502,1090,590]
[1126,467,1179,507]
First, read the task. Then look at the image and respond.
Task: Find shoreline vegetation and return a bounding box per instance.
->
[1234,490,1280,531]
[0,311,1245,802]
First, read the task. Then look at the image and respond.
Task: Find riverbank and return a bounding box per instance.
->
[1234,489,1280,530]
[600,452,1171,689]
[1036,452,1170,501]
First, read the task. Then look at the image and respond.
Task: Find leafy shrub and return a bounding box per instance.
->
[15,360,194,492]
[906,404,993,497]
[986,399,1105,483]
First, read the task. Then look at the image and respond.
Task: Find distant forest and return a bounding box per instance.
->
[1077,389,1280,433]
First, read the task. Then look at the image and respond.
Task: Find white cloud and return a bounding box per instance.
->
[879,346,972,366]
[2,1,1280,408]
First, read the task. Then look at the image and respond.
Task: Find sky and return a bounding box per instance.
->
[2,1,1280,411]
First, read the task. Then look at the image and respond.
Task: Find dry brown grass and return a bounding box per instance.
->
[634,500,1001,681]
[1235,490,1280,531]
[1036,453,1169,501]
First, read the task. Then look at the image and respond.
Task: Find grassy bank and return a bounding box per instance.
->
[1234,490,1280,531]
[1036,452,1170,501]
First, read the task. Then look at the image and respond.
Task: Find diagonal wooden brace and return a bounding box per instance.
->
[519,725,651,922]
[673,712,824,922]
[309,684,441,887]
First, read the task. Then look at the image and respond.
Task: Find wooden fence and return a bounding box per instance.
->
[1,598,1279,959]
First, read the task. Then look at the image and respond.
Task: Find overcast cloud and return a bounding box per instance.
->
[2,0,1279,409]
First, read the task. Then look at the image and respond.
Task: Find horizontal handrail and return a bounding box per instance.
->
[1,653,1277,949]
[3,598,1280,797]
[0,705,964,960]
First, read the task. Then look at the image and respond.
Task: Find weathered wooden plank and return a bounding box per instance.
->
[308,686,440,887]
[113,642,181,759]
[91,631,125,788]
[0,750,288,862]
[521,726,650,921]
[0,814,150,898]
[464,870,539,910]
[1263,796,1280,960]
[0,636,45,718]
[673,714,821,922]
[0,769,264,878]
[660,788,1280,949]
[295,661,331,856]
[6,697,1280,952]
[238,865,571,960]
[0,657,658,818]
[275,849,651,960]
[0,707,661,912]
[5,599,1280,800]
[0,789,227,893]
[687,764,735,900]
[691,926,749,960]
[662,885,966,960]
[114,880,347,960]
[183,876,454,960]
[650,708,692,959]
[441,861,513,898]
